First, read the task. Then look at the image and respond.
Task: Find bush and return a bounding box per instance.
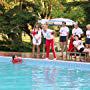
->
[0,41,32,52]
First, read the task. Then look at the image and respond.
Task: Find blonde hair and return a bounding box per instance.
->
[86,24,90,29]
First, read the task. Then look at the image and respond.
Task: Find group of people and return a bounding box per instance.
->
[31,23,56,60]
[11,22,90,64]
[31,22,90,60]
[68,23,90,57]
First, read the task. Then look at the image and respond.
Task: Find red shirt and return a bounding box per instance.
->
[12,57,22,64]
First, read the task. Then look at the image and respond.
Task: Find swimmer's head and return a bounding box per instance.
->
[12,55,17,60]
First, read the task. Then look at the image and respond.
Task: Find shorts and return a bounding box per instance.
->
[86,38,90,44]
[60,36,67,42]
[79,48,84,52]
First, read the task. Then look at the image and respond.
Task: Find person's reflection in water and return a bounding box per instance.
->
[44,67,58,84]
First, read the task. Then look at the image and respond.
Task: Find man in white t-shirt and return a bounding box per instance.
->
[59,21,69,57]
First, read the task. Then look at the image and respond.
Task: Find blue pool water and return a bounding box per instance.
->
[0,56,90,90]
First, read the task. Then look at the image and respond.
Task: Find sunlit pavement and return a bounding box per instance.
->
[0,51,66,59]
[0,51,90,62]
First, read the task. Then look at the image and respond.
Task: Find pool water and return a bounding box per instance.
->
[0,57,90,90]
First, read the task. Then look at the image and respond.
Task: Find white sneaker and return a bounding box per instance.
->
[45,58,49,60]
[53,58,57,60]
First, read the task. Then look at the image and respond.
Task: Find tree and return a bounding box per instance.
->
[0,0,39,48]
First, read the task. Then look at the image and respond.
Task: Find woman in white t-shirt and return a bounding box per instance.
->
[72,25,83,38]
[73,35,90,56]
[44,24,56,60]
[31,24,42,58]
[86,24,90,48]
[59,21,69,57]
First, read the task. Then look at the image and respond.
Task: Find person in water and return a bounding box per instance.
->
[12,55,22,64]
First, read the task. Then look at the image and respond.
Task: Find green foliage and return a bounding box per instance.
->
[0,0,40,51]
[9,42,32,52]
[0,41,32,52]
[65,1,90,26]
[66,6,86,24]
[0,0,90,52]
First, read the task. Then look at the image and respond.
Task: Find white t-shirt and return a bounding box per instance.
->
[73,40,84,50]
[72,27,83,37]
[42,29,47,38]
[59,26,69,36]
[45,29,54,40]
[86,30,90,38]
[32,29,42,45]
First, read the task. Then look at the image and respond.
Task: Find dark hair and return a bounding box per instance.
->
[74,35,81,40]
[46,22,48,26]
[62,21,66,24]
[12,55,15,60]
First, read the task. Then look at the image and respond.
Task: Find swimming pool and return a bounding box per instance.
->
[0,56,90,90]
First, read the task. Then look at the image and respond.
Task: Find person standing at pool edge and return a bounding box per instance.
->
[31,24,42,58]
[45,23,57,60]
[59,21,69,57]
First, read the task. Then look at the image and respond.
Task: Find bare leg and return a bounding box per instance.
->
[42,44,45,58]
[37,45,40,58]
[83,48,90,56]
[63,42,67,51]
[32,45,36,57]
[63,42,67,58]
[60,42,64,56]
[86,44,89,48]
[89,44,90,48]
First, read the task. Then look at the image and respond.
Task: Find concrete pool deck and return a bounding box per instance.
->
[0,51,90,62]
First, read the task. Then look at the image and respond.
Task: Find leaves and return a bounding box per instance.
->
[0,0,89,46]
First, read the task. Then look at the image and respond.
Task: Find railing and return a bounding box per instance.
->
[55,42,89,61]
[66,51,89,61]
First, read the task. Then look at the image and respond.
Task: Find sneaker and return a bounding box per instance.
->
[45,58,49,60]
[53,58,57,60]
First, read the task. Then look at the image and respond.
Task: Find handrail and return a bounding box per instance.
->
[66,51,89,61]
